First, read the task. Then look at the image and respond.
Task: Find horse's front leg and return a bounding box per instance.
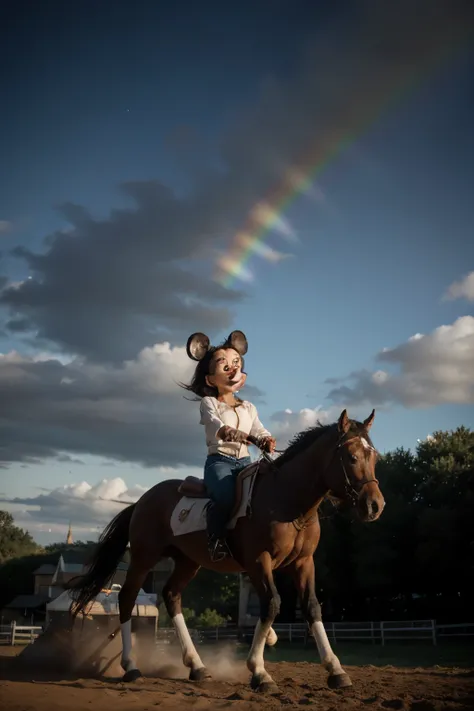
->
[246,552,281,693]
[162,553,211,682]
[292,556,352,689]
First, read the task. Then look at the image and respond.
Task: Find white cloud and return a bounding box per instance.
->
[443,271,474,302]
[327,316,474,408]
[270,406,339,447]
[0,340,266,468]
[0,477,149,535]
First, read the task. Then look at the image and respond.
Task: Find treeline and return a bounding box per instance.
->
[309,426,474,622]
[1,426,473,622]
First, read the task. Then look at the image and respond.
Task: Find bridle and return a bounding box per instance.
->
[253,431,379,507]
[335,433,379,505]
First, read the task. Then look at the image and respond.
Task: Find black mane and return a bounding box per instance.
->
[273,418,375,468]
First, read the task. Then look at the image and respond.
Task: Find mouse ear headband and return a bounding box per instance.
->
[186,330,248,361]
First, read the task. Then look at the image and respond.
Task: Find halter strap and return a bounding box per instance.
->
[336,434,379,503]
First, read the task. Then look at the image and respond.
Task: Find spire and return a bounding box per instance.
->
[66,522,73,545]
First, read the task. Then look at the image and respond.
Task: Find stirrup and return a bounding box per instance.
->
[208,537,228,562]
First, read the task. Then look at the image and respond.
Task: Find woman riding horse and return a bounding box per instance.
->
[181,330,276,562]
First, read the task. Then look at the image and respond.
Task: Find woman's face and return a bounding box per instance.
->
[206,348,245,394]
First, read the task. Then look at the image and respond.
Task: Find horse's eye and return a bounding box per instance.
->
[350,454,358,463]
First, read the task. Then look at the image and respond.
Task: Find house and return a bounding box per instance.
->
[2,520,175,627]
[46,584,159,638]
[0,594,51,625]
[33,552,86,600]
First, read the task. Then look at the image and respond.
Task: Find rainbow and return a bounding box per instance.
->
[215,33,469,289]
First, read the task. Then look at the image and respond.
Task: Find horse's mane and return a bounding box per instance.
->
[273,418,375,468]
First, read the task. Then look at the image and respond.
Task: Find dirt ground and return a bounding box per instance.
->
[1,640,473,711]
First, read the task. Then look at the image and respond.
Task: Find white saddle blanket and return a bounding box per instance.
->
[170,467,257,537]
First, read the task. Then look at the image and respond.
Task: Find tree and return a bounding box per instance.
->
[0,511,42,564]
[183,569,240,621]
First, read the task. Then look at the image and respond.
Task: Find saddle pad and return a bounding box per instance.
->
[170,470,257,537]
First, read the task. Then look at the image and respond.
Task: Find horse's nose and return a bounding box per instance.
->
[369,499,379,518]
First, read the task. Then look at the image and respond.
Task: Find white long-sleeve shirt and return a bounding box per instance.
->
[199,396,271,458]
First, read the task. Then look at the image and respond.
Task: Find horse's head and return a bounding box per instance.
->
[325,409,385,522]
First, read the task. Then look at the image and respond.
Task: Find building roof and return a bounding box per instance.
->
[60,563,83,574]
[5,594,50,609]
[33,564,57,575]
[47,588,158,616]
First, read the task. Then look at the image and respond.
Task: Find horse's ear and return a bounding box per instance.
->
[225,330,248,356]
[338,409,350,434]
[186,332,211,361]
[363,409,375,431]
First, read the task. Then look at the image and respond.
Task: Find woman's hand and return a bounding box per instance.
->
[218,425,249,443]
[259,436,276,453]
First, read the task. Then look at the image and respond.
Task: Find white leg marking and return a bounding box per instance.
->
[120,619,137,673]
[173,613,206,671]
[310,621,344,675]
[246,619,275,685]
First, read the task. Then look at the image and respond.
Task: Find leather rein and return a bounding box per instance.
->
[250,431,379,507]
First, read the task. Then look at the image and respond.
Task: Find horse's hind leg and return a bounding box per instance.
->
[162,552,211,682]
[118,561,150,681]
[291,556,352,689]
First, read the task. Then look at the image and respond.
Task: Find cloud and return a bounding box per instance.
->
[0,477,150,534]
[1,0,470,362]
[0,341,266,468]
[326,316,474,409]
[443,271,474,302]
[270,406,336,446]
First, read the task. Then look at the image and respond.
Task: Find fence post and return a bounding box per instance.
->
[289,624,292,643]
[431,620,437,646]
[371,621,375,645]
[11,620,16,646]
[381,621,385,647]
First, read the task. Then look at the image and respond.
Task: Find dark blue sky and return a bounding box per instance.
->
[1,0,473,541]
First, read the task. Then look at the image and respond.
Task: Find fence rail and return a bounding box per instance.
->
[0,621,43,645]
[225,620,474,646]
[2,619,474,647]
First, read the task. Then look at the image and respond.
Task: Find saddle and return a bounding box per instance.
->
[177,460,260,518]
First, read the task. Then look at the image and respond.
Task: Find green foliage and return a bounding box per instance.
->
[182,569,240,619]
[0,511,42,564]
[195,607,229,627]
[44,540,97,554]
[158,603,196,627]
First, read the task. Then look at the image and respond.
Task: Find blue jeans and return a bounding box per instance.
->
[204,453,251,538]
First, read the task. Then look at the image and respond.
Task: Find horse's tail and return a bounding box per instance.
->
[67,504,136,617]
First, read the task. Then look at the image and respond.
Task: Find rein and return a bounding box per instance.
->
[249,432,379,507]
[335,435,379,505]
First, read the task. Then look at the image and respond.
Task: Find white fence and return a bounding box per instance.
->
[222,620,474,646]
[0,621,43,645]
[2,619,474,647]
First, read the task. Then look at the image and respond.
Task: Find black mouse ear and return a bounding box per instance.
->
[186,332,211,361]
[224,330,248,356]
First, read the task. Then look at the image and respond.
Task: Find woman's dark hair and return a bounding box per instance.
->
[179,344,245,400]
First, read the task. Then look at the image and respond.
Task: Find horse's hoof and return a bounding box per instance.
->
[328,673,352,689]
[189,666,212,682]
[251,674,279,694]
[122,668,142,682]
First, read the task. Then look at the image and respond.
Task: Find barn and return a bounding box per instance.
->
[45,583,159,639]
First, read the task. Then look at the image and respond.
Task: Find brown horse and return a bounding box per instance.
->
[68,408,385,693]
